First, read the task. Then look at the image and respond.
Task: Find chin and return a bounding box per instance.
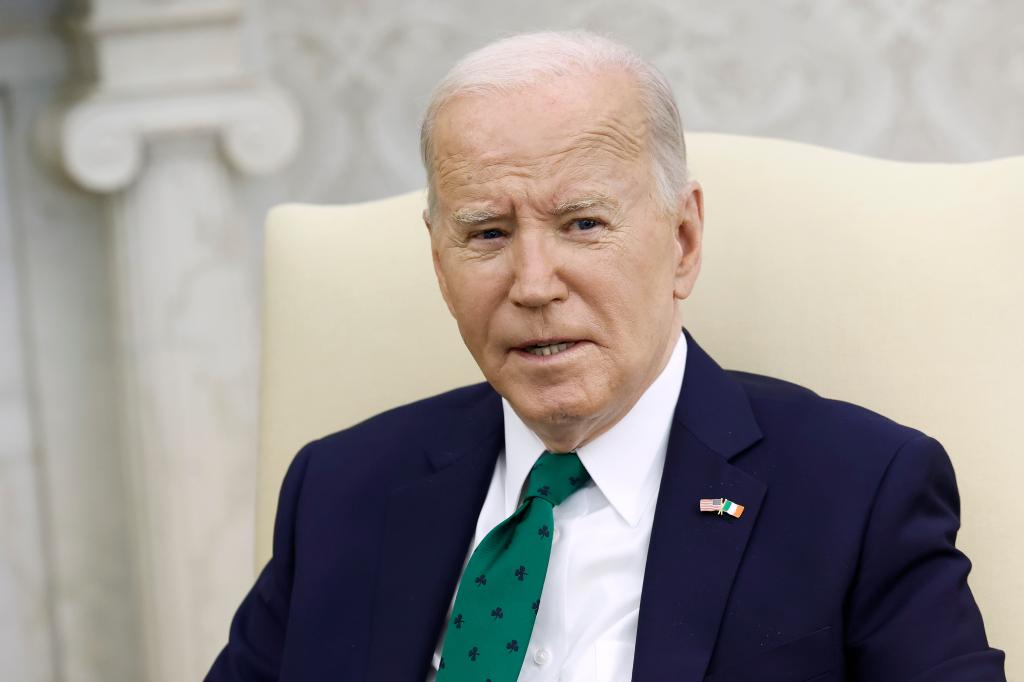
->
[492,365,612,426]
[510,390,597,427]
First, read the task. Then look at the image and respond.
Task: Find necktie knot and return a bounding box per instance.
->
[523,450,590,507]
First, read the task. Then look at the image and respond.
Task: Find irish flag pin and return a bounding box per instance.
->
[699,497,745,518]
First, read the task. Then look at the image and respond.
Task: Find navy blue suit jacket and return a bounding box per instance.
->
[208,331,1006,681]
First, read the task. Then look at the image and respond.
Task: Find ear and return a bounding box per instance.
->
[424,208,456,316]
[672,180,704,301]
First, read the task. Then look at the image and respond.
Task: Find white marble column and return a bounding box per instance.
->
[1,14,68,681]
[0,95,58,682]
[39,2,300,681]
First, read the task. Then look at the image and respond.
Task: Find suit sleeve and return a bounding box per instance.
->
[844,434,1006,681]
[205,442,315,681]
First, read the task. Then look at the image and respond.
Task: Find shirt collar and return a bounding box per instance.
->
[502,331,688,526]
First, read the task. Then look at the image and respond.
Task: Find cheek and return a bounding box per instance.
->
[444,266,507,343]
[573,243,676,349]
[576,246,661,317]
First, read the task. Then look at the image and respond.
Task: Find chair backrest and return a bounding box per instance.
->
[258,133,1023,667]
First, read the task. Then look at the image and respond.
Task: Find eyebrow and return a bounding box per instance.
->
[450,206,503,226]
[551,196,619,216]
[448,195,619,226]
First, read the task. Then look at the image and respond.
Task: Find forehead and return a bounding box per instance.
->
[430,69,650,209]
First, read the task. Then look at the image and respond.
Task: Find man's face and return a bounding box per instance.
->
[427,69,703,448]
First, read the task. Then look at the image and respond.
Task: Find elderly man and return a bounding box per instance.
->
[207,31,1005,682]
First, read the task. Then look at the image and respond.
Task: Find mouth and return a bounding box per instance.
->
[512,339,582,358]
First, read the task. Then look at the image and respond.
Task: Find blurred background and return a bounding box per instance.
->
[1,1,1022,681]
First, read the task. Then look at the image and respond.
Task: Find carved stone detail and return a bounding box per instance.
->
[45,85,300,192]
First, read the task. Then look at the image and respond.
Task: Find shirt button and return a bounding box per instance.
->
[534,648,551,666]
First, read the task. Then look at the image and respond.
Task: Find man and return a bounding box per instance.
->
[207,31,1006,681]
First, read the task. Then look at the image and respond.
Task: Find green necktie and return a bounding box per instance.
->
[436,450,591,681]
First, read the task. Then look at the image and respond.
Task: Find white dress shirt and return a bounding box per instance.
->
[427,332,687,682]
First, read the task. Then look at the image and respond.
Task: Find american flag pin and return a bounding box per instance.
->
[699,497,745,518]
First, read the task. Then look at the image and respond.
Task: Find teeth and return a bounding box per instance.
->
[527,341,575,357]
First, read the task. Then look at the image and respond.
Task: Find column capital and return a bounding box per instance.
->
[38,0,301,193]
[41,84,300,192]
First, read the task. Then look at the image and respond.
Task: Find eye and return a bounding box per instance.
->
[477,228,506,240]
[573,218,602,231]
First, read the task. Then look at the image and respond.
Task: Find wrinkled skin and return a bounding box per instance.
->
[425,68,704,452]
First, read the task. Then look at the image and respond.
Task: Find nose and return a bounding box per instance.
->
[508,228,569,308]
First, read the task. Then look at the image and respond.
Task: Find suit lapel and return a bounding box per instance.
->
[364,389,503,680]
[632,330,767,682]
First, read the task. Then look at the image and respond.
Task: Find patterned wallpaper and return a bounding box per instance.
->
[256,0,1024,206]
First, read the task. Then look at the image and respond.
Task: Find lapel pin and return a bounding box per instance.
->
[699,497,745,518]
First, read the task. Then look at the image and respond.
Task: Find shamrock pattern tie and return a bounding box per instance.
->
[436,450,590,681]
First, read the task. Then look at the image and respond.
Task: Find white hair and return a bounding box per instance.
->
[420,30,689,217]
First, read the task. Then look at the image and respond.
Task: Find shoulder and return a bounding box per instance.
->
[725,370,936,485]
[730,369,925,446]
[721,371,962,573]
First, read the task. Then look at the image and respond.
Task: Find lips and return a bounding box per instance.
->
[513,338,581,357]
[523,341,575,356]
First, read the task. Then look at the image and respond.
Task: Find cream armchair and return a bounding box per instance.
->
[257,132,1022,672]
